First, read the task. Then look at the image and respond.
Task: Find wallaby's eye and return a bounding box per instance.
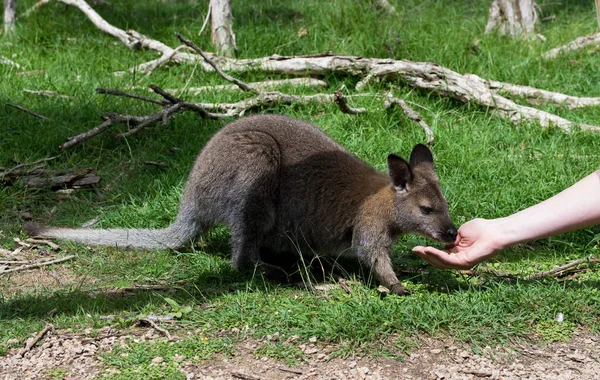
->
[419,206,434,215]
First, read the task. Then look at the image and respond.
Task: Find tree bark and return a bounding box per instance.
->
[596,0,600,30]
[210,0,236,57]
[485,0,538,39]
[4,0,16,35]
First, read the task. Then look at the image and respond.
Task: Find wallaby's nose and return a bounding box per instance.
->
[445,227,458,242]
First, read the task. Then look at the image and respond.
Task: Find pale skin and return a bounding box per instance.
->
[413,170,600,270]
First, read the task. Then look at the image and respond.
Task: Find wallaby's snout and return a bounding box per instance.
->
[442,225,458,243]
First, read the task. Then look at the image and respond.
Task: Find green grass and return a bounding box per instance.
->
[1,0,600,375]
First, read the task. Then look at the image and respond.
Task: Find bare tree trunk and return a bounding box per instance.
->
[485,0,538,39]
[210,0,236,58]
[595,0,600,30]
[4,0,16,34]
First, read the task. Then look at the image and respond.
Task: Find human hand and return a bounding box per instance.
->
[412,218,506,269]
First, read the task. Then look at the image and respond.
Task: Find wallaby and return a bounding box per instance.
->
[28,115,457,295]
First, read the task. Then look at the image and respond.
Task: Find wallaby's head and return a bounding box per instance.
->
[387,144,457,244]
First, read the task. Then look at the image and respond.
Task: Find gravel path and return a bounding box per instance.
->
[2,327,599,379]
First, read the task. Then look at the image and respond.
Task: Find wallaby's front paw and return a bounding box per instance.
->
[390,283,410,296]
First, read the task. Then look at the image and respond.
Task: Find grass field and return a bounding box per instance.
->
[1,0,600,376]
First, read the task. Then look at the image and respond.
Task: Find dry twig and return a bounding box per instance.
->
[18,324,54,358]
[164,77,328,95]
[0,256,76,275]
[543,32,600,59]
[231,371,263,380]
[21,0,52,18]
[25,238,61,250]
[0,155,60,177]
[22,88,70,99]
[526,256,599,280]
[176,33,258,94]
[338,278,353,295]
[277,367,304,375]
[5,103,49,120]
[138,318,172,340]
[334,86,366,115]
[384,93,434,145]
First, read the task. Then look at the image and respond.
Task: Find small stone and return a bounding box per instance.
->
[151,356,164,364]
[309,336,317,343]
[304,348,318,355]
[430,349,442,354]
[348,361,357,369]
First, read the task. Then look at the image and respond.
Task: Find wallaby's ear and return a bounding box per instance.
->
[409,144,434,168]
[387,154,412,190]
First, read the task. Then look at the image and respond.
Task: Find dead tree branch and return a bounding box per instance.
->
[23,89,71,99]
[177,33,257,94]
[526,256,599,280]
[21,0,52,18]
[165,78,328,95]
[543,32,600,59]
[37,0,600,138]
[465,74,600,110]
[44,2,600,132]
[334,86,366,115]
[385,93,434,145]
[18,324,54,358]
[0,256,75,274]
[137,318,173,340]
[1,155,60,177]
[5,103,49,120]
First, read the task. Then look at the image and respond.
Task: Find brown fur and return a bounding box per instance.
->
[27,115,456,295]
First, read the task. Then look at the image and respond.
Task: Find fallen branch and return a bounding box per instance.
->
[177,33,257,94]
[543,32,600,59]
[338,278,353,295]
[41,0,600,134]
[0,248,14,256]
[62,83,371,148]
[164,77,328,95]
[138,318,172,340]
[334,86,366,115]
[144,161,168,168]
[465,74,600,110]
[18,324,54,358]
[0,255,76,275]
[21,0,52,18]
[0,260,30,265]
[0,56,20,68]
[5,103,49,120]
[526,256,600,280]
[25,238,61,250]
[231,371,263,380]
[0,155,60,177]
[385,93,434,144]
[22,89,71,99]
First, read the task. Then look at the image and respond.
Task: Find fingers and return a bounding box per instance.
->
[412,246,474,270]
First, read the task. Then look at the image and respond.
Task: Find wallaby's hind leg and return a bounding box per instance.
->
[229,206,290,283]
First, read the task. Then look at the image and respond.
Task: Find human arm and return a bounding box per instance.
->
[412,170,600,269]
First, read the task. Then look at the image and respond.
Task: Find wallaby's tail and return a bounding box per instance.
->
[26,214,201,250]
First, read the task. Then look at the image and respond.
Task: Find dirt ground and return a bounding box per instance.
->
[2,254,600,379]
[1,326,599,379]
